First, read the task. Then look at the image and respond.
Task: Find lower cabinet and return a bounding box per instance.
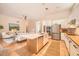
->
[61,33,70,52]
[70,40,77,56]
[70,40,79,56]
[62,33,79,56]
[65,35,70,52]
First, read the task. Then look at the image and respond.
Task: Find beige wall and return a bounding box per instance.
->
[0,14,26,32]
[0,14,37,33]
[1,4,78,32]
[26,19,36,33]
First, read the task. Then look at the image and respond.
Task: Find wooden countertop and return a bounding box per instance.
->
[67,35,79,46]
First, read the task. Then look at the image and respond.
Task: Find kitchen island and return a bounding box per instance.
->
[27,33,48,53]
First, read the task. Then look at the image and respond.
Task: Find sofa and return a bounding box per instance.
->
[1,32,15,44]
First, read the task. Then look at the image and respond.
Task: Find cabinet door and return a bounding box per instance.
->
[72,42,79,56]
[65,35,71,52]
[61,33,70,52]
[70,41,78,56]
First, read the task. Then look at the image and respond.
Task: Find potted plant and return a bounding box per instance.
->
[0,25,4,38]
[68,19,76,28]
[0,25,4,31]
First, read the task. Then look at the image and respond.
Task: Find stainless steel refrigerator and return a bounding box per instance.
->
[51,24,61,40]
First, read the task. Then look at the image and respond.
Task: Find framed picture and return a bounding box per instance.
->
[9,23,19,31]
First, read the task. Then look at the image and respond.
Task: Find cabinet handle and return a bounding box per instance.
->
[77,54,79,56]
[73,45,77,48]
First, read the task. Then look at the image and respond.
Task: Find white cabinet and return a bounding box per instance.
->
[61,33,70,52]
[69,40,79,56]
[65,35,70,52]
[70,40,77,56]
[61,33,79,56]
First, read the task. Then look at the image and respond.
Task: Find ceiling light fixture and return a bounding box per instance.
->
[24,16,27,20]
[45,7,48,10]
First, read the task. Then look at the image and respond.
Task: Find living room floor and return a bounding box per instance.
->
[0,38,69,56]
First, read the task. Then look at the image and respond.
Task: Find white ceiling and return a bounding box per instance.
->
[0,3,74,20]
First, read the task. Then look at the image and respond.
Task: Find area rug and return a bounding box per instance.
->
[43,40,60,56]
